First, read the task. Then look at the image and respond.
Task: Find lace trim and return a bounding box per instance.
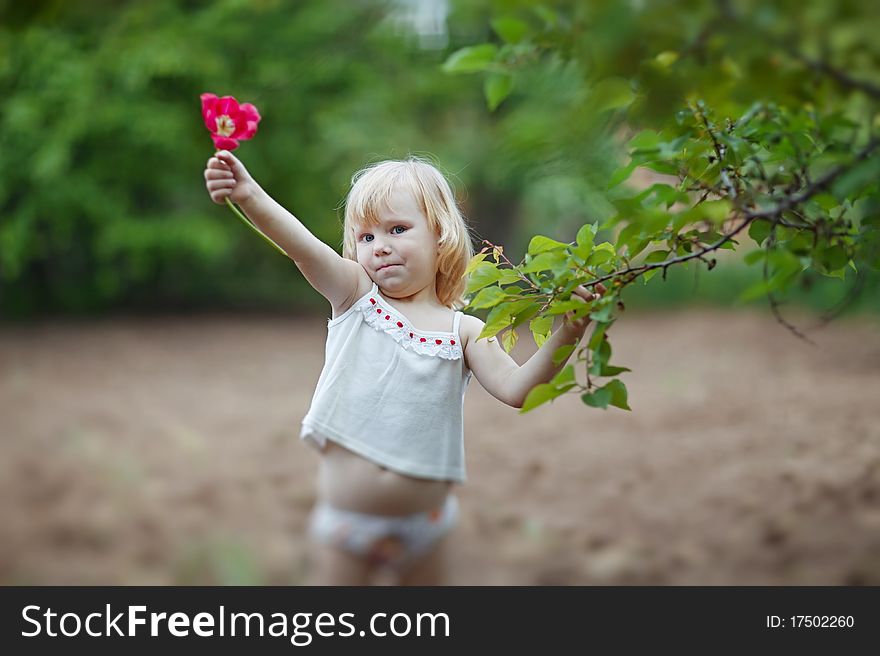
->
[356,295,463,360]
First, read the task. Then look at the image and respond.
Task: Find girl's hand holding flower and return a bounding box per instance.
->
[204,150,259,206]
[200,92,286,256]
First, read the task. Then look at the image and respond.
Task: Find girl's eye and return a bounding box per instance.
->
[392,226,407,234]
[361,234,373,243]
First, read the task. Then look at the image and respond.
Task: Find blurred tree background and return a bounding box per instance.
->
[1,0,877,319]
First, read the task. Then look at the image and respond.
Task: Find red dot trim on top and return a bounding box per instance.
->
[362,295,460,350]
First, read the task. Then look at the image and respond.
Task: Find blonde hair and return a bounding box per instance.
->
[342,156,474,309]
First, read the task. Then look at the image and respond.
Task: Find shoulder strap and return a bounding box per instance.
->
[452,310,463,335]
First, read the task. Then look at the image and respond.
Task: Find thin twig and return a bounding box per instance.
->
[810,269,868,328]
[764,221,816,345]
[786,47,880,100]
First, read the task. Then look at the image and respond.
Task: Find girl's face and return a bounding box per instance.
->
[354,185,440,300]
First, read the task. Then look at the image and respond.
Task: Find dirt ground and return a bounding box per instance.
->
[1,308,879,585]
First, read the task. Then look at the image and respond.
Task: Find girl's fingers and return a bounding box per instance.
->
[207,179,236,191]
[570,284,604,303]
[204,168,234,182]
[572,285,595,301]
[207,157,231,171]
[215,151,242,173]
[205,170,233,180]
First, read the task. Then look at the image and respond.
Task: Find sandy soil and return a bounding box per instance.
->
[1,308,878,585]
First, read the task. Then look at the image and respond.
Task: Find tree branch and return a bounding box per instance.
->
[585,136,879,288]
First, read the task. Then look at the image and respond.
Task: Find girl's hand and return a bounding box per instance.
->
[562,282,608,335]
[204,150,260,205]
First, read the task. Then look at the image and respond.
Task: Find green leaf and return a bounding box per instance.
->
[491,17,529,44]
[465,261,506,294]
[520,383,557,412]
[479,298,535,340]
[519,364,580,413]
[748,219,771,246]
[589,303,614,323]
[743,249,766,265]
[576,222,598,247]
[586,242,616,267]
[642,249,670,265]
[588,321,611,350]
[522,250,566,273]
[546,299,590,316]
[521,382,568,413]
[529,314,554,348]
[589,77,634,113]
[628,130,661,149]
[642,249,670,283]
[550,364,576,388]
[608,161,638,188]
[464,252,488,276]
[502,327,518,353]
[528,234,570,255]
[604,379,631,410]
[812,193,839,212]
[589,336,612,375]
[484,73,513,111]
[469,284,508,309]
[509,301,543,329]
[814,244,849,275]
[653,51,679,68]
[442,44,498,74]
[581,386,612,409]
[478,304,513,340]
[552,343,576,366]
[689,199,731,225]
[531,4,558,27]
[644,183,688,209]
[831,156,880,200]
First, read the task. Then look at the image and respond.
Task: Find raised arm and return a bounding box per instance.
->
[204,150,364,310]
[462,284,605,408]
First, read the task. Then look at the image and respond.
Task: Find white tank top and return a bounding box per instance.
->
[300,282,472,482]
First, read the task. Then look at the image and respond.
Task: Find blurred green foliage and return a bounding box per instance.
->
[0,0,495,316]
[0,0,877,322]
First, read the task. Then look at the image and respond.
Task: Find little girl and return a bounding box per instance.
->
[204,152,605,585]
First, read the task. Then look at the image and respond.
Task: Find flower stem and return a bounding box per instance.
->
[224,197,288,257]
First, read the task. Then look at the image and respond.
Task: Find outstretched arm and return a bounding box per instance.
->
[204,150,363,310]
[462,284,605,408]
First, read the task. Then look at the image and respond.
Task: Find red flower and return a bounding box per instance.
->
[201,93,261,151]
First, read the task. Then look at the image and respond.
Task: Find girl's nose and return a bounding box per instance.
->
[373,241,391,255]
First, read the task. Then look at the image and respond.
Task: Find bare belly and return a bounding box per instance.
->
[316,441,453,516]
